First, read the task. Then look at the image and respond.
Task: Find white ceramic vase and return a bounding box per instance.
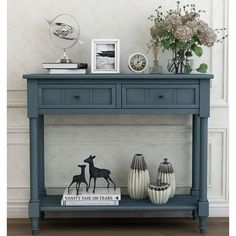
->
[148,181,171,204]
[157,158,176,198]
[127,154,150,200]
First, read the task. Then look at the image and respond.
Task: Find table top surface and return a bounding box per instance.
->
[23,73,214,80]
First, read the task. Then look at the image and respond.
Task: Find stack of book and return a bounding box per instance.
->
[61,187,121,206]
[43,63,88,74]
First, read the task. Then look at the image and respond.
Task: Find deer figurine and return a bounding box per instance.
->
[67,165,88,195]
[84,155,116,193]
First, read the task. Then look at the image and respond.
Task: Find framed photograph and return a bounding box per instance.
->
[91,39,120,73]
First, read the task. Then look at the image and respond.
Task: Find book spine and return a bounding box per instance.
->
[63,194,121,201]
[61,200,119,206]
[42,64,78,69]
[43,66,78,69]
[48,69,86,74]
[42,63,87,69]
[62,195,121,201]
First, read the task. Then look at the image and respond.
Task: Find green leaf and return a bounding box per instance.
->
[196,63,208,73]
[176,41,185,49]
[185,51,193,57]
[185,65,193,74]
[168,34,175,40]
[160,31,169,37]
[188,38,197,45]
[192,45,203,57]
[163,41,171,49]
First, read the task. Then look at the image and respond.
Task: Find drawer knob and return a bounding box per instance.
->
[158,94,164,99]
[74,95,80,100]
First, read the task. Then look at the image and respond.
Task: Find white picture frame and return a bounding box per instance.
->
[91,39,120,73]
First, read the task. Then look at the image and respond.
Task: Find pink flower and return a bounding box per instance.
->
[186,20,199,34]
[150,24,161,38]
[174,25,193,43]
[198,20,209,32]
[164,12,182,31]
[198,28,217,47]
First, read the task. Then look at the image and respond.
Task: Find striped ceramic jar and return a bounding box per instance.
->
[127,154,150,200]
[148,181,171,204]
[157,158,176,198]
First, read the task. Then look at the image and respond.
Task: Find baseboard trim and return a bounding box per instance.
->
[209,202,229,217]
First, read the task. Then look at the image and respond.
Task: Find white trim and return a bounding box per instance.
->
[222,0,229,104]
[8,208,28,219]
[210,0,229,104]
[209,202,229,217]
[7,102,26,108]
[211,103,229,107]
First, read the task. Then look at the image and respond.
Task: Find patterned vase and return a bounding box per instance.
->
[127,154,150,200]
[157,158,176,198]
[148,181,171,204]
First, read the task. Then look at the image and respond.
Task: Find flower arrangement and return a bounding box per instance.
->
[148,1,227,73]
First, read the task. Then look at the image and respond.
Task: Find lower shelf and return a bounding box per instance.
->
[40,194,198,212]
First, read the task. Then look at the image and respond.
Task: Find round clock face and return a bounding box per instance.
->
[128,53,148,73]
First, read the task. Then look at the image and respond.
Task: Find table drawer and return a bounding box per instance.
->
[39,85,116,108]
[122,85,199,108]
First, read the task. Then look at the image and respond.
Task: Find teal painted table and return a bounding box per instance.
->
[23,73,213,234]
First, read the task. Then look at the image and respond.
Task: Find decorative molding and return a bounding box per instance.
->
[222,0,229,104]
[7,208,28,219]
[209,128,228,201]
[7,89,26,91]
[211,103,229,108]
[8,127,29,133]
[208,143,212,187]
[7,102,26,108]
[209,202,229,217]
[7,90,27,107]
[210,0,229,104]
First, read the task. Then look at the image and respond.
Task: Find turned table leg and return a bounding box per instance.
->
[38,115,46,220]
[191,114,200,220]
[38,115,46,197]
[29,118,40,234]
[198,117,209,234]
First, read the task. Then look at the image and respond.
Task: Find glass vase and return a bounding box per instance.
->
[167,58,193,74]
[149,60,162,73]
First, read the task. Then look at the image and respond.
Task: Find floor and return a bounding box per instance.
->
[7,218,229,236]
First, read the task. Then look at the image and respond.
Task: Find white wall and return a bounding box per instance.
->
[7,0,229,217]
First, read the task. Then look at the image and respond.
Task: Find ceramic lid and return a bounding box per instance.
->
[157,158,174,173]
[148,181,170,191]
[130,154,148,170]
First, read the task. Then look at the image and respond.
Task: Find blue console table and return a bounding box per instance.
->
[23,73,213,234]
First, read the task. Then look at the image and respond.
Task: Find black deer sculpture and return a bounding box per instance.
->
[84,155,116,193]
[68,165,88,195]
